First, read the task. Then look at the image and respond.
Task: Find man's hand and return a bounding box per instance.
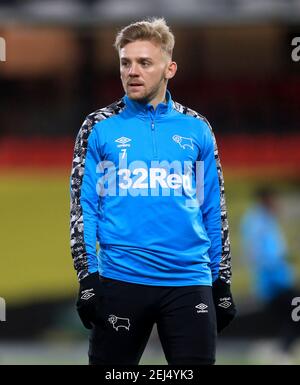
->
[76,272,102,329]
[212,278,237,334]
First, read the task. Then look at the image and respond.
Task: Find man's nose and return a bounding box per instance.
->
[128,63,139,76]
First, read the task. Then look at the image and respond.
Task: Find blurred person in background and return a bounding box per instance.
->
[70,17,236,365]
[240,186,299,361]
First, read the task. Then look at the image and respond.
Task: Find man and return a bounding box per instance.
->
[241,187,298,358]
[70,18,236,365]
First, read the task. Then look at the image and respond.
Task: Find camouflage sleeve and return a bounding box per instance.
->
[70,113,102,282]
[200,117,232,284]
[70,100,125,282]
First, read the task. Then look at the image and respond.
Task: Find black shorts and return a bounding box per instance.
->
[89,276,217,365]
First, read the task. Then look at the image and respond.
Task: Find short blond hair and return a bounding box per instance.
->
[114,17,175,58]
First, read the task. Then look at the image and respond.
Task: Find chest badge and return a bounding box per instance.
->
[115,136,131,148]
[172,135,194,150]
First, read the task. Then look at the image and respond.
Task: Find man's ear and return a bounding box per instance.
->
[165,61,177,80]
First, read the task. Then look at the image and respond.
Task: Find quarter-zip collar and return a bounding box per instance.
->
[122,89,173,119]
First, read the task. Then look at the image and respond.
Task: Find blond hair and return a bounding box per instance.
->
[114,17,175,58]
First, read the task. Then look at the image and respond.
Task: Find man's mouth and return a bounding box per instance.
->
[128,83,144,87]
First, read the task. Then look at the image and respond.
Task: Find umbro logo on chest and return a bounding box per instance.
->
[115,136,131,148]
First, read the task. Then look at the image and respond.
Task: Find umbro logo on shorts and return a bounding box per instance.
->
[195,303,208,313]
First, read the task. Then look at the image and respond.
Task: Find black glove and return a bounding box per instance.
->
[76,272,102,329]
[212,278,237,334]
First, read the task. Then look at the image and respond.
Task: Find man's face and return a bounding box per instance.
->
[119,40,172,103]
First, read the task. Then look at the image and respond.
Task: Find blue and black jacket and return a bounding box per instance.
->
[70,90,232,286]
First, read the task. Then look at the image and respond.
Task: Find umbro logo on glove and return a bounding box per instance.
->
[81,289,95,301]
[217,297,232,309]
[212,278,237,333]
[76,273,102,329]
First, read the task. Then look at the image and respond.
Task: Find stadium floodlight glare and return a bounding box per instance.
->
[0,37,6,62]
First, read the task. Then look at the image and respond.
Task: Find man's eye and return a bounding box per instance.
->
[141,62,150,66]
[121,62,130,67]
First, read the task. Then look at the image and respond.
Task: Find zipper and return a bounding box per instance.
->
[150,119,158,160]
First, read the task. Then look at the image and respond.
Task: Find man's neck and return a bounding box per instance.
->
[148,90,167,110]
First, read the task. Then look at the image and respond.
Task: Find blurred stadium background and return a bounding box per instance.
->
[0,0,300,365]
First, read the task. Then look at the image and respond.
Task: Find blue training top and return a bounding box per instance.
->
[70,90,232,286]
